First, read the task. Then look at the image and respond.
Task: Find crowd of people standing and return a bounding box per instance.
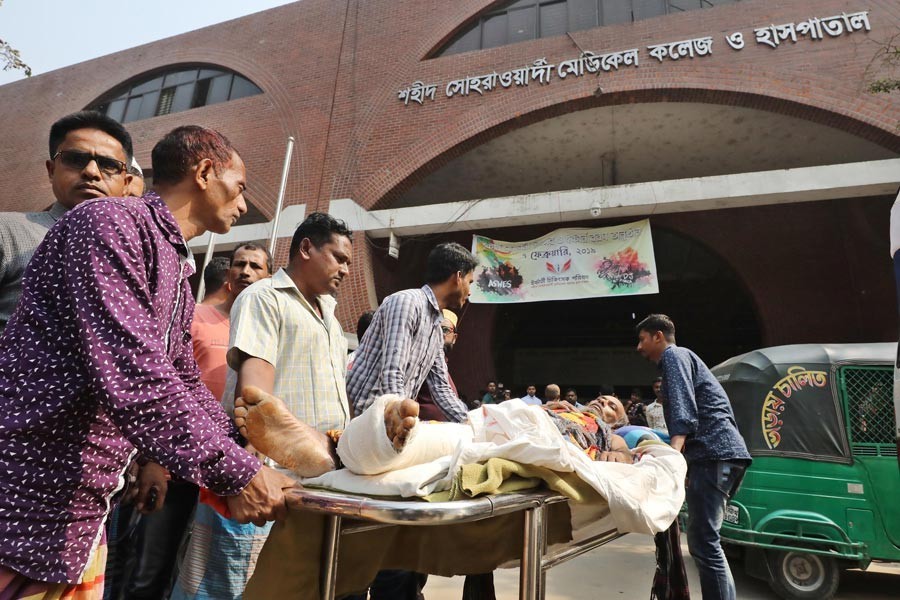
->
[0,110,750,600]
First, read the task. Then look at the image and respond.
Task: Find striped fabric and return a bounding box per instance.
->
[170,501,271,600]
[0,542,105,600]
[0,203,65,331]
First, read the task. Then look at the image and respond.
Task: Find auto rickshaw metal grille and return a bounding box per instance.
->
[840,366,897,456]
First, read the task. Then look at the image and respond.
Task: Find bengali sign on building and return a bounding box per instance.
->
[469,220,658,304]
[397,9,872,106]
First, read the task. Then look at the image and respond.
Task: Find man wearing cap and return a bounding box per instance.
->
[415,309,460,421]
[0,111,135,333]
[126,156,146,196]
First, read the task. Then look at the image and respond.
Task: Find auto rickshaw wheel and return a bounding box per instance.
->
[768,550,840,600]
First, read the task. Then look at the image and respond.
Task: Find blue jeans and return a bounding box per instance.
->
[686,460,746,600]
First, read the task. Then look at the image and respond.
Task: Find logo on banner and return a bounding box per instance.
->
[475,243,523,297]
[546,257,572,274]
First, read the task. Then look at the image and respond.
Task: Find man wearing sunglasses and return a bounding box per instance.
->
[0,110,134,333]
[0,125,293,598]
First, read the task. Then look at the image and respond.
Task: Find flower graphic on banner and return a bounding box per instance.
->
[477,241,512,268]
[595,247,652,291]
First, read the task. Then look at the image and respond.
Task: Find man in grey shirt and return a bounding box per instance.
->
[0,111,135,332]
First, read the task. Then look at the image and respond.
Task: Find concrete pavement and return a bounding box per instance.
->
[422,534,900,599]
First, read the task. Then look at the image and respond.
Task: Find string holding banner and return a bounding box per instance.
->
[469,219,659,304]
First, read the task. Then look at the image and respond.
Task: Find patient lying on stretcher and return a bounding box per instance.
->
[233,387,636,478]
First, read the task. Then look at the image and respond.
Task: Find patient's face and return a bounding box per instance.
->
[591,395,625,425]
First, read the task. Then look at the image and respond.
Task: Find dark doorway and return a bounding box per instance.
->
[490,228,762,398]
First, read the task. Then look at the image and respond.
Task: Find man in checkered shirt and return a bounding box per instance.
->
[347,242,475,424]
[344,242,475,599]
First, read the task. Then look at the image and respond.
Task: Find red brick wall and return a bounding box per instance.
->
[0,0,898,338]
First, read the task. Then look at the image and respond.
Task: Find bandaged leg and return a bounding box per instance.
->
[338,395,475,475]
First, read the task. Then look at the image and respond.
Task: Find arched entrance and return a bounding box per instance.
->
[368,97,898,401]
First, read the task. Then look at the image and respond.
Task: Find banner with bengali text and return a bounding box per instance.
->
[469,220,659,304]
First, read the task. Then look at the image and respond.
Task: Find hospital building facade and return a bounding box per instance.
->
[1,0,898,397]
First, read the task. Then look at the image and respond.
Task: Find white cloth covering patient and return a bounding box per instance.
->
[305,396,687,536]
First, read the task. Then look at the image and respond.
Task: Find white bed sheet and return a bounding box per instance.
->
[304,398,687,536]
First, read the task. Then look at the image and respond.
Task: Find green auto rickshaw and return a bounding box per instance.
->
[710,343,900,600]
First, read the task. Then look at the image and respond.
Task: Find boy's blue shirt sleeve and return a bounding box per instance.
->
[661,347,699,437]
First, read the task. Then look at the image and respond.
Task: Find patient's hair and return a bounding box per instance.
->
[611,413,629,429]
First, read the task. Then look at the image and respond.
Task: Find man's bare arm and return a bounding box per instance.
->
[232,351,276,456]
[235,351,276,396]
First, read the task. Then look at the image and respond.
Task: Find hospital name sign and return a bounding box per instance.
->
[397,10,871,106]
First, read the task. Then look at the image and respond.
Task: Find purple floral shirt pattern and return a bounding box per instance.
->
[0,192,259,584]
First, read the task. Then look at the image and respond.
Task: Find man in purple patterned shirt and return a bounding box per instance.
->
[0,125,293,596]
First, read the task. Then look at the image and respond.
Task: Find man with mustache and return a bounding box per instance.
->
[173,213,352,600]
[0,125,293,599]
[0,111,134,333]
[195,243,273,401]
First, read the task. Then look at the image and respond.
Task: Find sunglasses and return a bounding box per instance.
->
[53,150,127,177]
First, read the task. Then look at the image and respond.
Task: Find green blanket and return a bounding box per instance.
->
[433,457,606,504]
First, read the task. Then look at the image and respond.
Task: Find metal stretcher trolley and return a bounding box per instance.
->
[286,486,624,600]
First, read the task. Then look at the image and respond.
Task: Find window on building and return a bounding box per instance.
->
[90,66,262,123]
[435,0,740,56]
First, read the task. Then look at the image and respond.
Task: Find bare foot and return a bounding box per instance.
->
[383,398,419,451]
[234,386,336,477]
